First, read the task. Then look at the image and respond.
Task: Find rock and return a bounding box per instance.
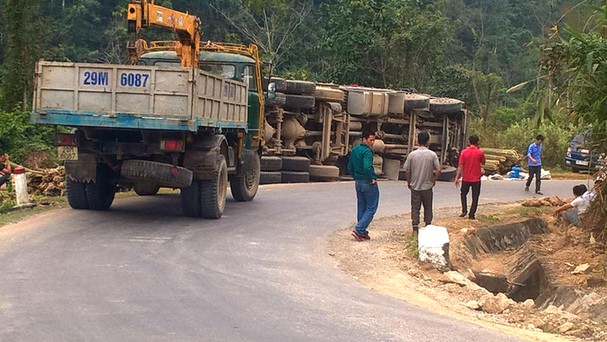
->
[587,277,606,288]
[522,299,535,309]
[559,322,574,333]
[544,305,560,314]
[463,268,477,282]
[465,300,481,310]
[590,233,596,245]
[460,228,468,234]
[571,263,591,275]
[479,293,511,314]
[443,271,468,286]
[530,317,545,328]
[526,323,535,330]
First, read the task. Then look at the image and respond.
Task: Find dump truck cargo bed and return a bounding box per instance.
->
[31,61,249,131]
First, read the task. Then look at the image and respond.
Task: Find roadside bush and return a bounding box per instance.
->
[480,119,577,168]
[0,110,56,165]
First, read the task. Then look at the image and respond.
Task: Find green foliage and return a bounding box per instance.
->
[0,110,55,164]
[321,0,450,88]
[486,118,577,168]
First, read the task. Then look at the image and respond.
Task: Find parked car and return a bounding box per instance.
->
[564,128,606,172]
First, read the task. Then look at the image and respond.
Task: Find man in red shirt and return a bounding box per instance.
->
[454,135,486,219]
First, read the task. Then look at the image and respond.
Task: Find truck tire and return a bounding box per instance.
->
[121,160,192,188]
[66,179,89,209]
[281,171,309,183]
[261,156,282,171]
[438,166,457,182]
[285,80,316,95]
[309,165,340,181]
[262,77,287,92]
[260,171,281,184]
[200,154,228,219]
[313,86,345,102]
[181,180,202,217]
[265,92,286,107]
[133,182,160,196]
[429,98,463,114]
[85,164,116,210]
[281,156,310,172]
[230,149,260,202]
[284,94,315,109]
[404,94,430,111]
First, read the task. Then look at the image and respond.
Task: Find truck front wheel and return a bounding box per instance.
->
[201,154,228,219]
[85,164,116,210]
[230,149,260,202]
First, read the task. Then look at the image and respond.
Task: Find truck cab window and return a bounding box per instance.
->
[154,61,181,69]
[243,65,256,91]
[200,63,235,79]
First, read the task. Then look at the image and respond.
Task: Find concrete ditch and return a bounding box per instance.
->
[455,217,607,321]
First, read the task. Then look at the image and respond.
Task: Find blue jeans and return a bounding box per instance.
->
[0,173,9,188]
[355,180,379,236]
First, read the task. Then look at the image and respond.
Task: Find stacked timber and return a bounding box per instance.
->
[482,148,522,175]
[27,166,65,196]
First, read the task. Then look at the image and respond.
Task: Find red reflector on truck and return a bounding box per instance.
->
[56,133,75,146]
[160,140,184,152]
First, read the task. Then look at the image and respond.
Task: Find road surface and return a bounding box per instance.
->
[0,179,582,341]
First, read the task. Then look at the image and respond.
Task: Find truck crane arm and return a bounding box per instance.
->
[127,0,201,67]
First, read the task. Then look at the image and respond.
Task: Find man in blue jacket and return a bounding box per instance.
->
[347,130,379,241]
[525,134,544,195]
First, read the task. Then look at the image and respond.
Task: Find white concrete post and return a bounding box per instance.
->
[12,167,31,206]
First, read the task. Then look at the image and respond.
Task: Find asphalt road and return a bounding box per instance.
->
[0,178,583,341]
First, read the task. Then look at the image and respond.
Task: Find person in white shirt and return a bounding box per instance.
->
[582,178,603,203]
[554,184,589,226]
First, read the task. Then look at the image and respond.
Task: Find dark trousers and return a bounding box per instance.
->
[0,173,9,188]
[525,165,541,192]
[411,188,433,230]
[461,181,481,217]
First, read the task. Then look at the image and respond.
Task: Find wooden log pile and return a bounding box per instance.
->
[482,148,522,175]
[27,166,65,197]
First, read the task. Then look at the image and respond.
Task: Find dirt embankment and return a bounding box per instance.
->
[329,202,607,341]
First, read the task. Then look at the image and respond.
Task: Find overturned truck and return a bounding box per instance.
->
[261,80,468,183]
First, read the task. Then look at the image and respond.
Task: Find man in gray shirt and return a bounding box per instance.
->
[403,131,441,233]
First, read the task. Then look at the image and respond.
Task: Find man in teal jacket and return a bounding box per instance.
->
[347,130,379,241]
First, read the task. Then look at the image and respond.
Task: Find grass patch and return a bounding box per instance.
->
[0,195,67,226]
[404,234,419,258]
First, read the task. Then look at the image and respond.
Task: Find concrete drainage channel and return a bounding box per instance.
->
[455,218,607,318]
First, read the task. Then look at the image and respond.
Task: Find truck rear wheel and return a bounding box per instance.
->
[66,179,89,209]
[181,180,202,217]
[201,154,228,219]
[230,149,260,202]
[85,164,116,210]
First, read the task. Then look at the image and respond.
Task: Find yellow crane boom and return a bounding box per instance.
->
[127,0,201,67]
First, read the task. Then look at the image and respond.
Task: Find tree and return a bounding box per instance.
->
[1,0,43,110]
[321,0,450,88]
[211,0,315,74]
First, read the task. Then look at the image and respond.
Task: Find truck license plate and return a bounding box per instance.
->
[576,160,589,166]
[58,146,78,160]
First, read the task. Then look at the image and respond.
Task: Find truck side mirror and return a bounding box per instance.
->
[267,82,276,99]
